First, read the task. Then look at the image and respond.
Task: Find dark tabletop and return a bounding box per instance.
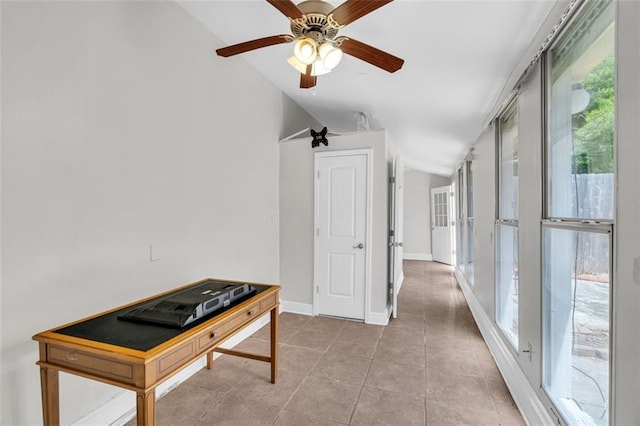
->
[56,283,270,351]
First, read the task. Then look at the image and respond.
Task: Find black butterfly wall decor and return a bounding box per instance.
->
[311,127,329,148]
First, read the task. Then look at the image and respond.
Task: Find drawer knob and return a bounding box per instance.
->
[247,311,252,316]
[66,351,78,361]
[210,331,216,339]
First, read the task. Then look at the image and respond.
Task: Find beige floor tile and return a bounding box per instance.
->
[153,383,219,426]
[426,372,495,411]
[278,343,324,374]
[209,349,264,375]
[285,376,361,424]
[340,320,384,339]
[426,399,501,425]
[279,312,312,328]
[199,393,281,425]
[400,300,428,316]
[309,351,372,386]
[365,360,426,396]
[226,367,306,408]
[379,325,425,346]
[486,376,516,405]
[351,387,426,426]
[303,315,347,333]
[374,339,426,367]
[329,332,379,359]
[495,400,526,426]
[286,327,339,351]
[425,348,483,378]
[273,409,346,425]
[184,357,253,398]
[388,312,426,330]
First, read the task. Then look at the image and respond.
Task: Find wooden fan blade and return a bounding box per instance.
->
[266,0,305,19]
[300,64,317,89]
[339,37,404,73]
[329,0,393,26]
[216,35,292,57]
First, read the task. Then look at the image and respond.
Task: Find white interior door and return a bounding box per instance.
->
[389,155,404,318]
[431,185,453,264]
[315,151,368,320]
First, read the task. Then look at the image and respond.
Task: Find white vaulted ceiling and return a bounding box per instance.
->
[178,0,555,176]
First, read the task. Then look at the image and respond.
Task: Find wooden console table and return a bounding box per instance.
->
[33,279,280,426]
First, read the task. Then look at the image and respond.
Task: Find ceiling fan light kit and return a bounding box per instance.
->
[293,37,318,64]
[215,0,404,89]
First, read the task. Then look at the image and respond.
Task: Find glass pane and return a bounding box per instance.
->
[543,227,610,425]
[457,169,465,270]
[496,224,518,348]
[500,103,519,220]
[443,193,448,227]
[466,218,474,286]
[548,0,615,219]
[467,161,474,218]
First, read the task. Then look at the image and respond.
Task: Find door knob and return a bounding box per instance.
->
[353,243,364,249]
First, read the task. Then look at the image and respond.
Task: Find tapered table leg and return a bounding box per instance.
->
[270,307,278,384]
[40,367,60,426]
[136,389,155,426]
[206,350,214,370]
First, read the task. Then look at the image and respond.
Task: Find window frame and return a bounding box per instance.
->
[540,0,616,423]
[495,98,521,351]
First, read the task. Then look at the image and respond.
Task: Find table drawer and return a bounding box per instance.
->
[259,292,277,312]
[197,302,259,352]
[48,345,136,385]
[156,341,195,380]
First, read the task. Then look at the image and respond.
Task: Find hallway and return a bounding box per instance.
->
[135,261,524,425]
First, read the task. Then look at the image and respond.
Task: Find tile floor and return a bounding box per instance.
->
[130,260,524,425]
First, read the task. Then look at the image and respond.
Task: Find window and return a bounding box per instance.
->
[542,1,614,424]
[496,101,519,349]
[466,160,474,286]
[456,167,465,271]
[496,224,519,347]
[455,160,474,285]
[543,227,611,425]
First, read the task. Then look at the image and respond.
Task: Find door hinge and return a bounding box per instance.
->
[389,177,396,184]
[317,171,320,179]
[316,285,319,294]
[389,230,395,238]
[316,228,319,236]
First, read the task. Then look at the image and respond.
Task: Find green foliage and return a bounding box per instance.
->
[572,55,614,174]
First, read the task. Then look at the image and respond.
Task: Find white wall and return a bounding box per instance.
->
[279,130,392,321]
[455,1,640,423]
[613,1,640,424]
[402,170,450,260]
[0,2,318,424]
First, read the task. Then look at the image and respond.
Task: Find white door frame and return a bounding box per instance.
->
[313,149,373,320]
[389,154,404,318]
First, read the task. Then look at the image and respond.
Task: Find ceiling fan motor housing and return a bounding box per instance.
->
[290,0,340,42]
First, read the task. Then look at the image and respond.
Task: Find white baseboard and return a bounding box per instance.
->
[280,300,313,315]
[72,315,271,426]
[453,270,555,426]
[403,253,433,261]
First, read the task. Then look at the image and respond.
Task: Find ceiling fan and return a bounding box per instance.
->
[215,0,405,89]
